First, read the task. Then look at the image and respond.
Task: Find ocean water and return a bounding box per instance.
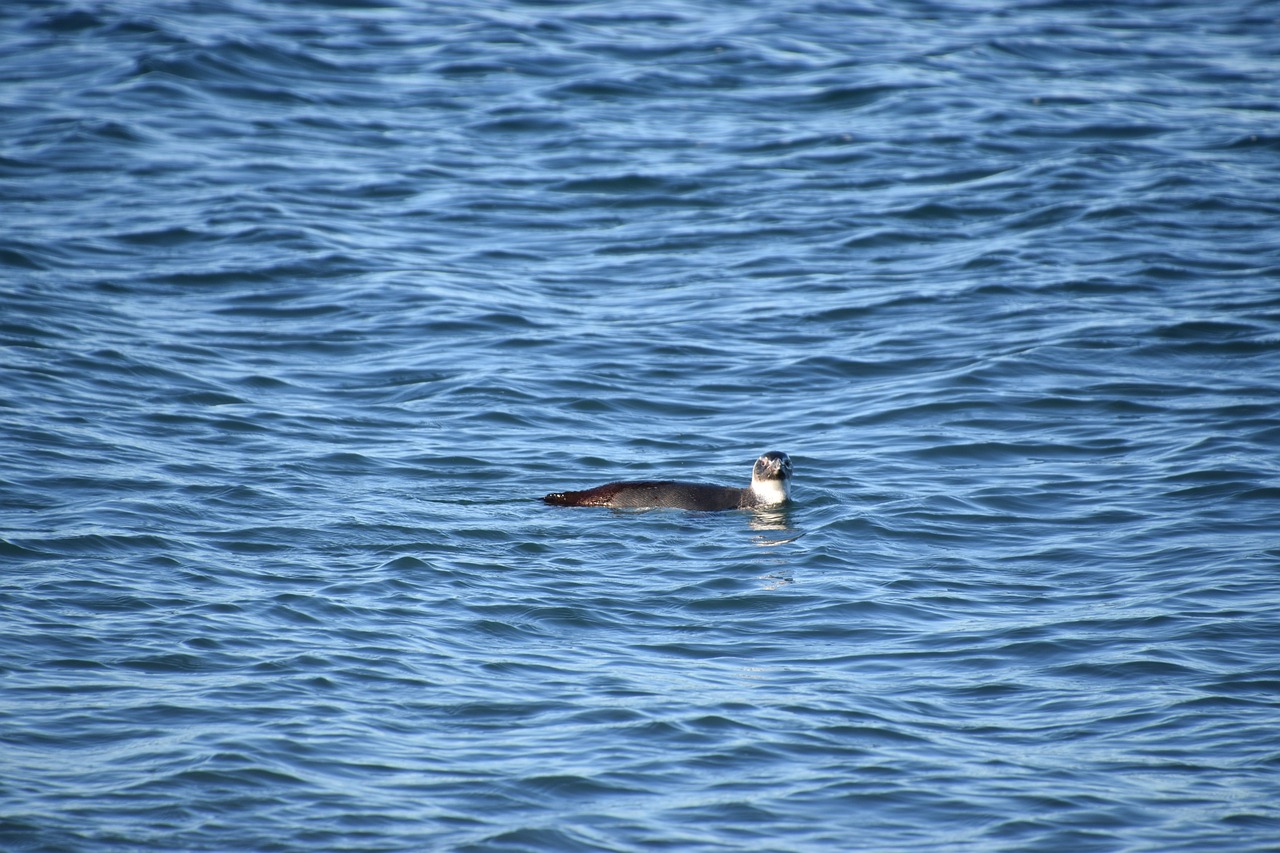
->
[3,1,1280,850]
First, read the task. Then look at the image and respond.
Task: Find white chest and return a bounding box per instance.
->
[750,477,790,507]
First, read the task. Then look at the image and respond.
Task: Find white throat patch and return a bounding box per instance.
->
[750,475,790,507]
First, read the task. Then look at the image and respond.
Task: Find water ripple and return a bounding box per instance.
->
[3,0,1280,851]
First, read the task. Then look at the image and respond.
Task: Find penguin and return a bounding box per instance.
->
[543,451,792,511]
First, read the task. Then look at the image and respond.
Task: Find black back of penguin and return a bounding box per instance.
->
[542,451,792,511]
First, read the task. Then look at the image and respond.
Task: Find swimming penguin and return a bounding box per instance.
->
[543,451,792,511]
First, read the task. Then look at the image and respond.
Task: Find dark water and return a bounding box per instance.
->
[4,1,1280,850]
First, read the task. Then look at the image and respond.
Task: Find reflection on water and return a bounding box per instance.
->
[749,505,799,537]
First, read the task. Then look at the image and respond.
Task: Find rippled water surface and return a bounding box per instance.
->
[4,1,1280,850]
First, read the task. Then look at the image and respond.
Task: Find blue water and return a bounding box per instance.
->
[3,1,1280,850]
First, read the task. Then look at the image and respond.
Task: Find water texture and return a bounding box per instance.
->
[3,1,1280,850]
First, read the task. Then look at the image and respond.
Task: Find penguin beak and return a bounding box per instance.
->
[761,457,787,478]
